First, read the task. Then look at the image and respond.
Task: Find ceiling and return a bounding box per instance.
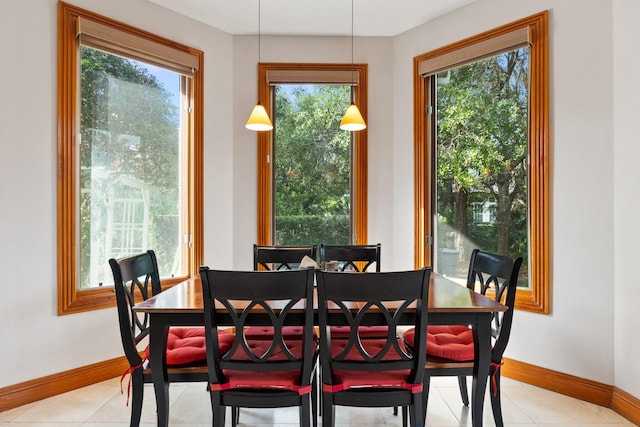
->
[147,0,475,37]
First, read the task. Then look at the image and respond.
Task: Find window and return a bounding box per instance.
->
[273,84,352,244]
[413,12,549,313]
[256,64,368,246]
[58,3,204,315]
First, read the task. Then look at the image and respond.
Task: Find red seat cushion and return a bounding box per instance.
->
[403,325,474,361]
[212,340,314,395]
[329,325,389,339]
[227,339,311,361]
[243,326,317,340]
[144,327,234,366]
[329,368,413,391]
[330,338,408,361]
[219,369,307,393]
[325,338,417,392]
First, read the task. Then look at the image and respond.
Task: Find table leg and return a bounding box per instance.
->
[471,313,491,427]
[149,316,170,427]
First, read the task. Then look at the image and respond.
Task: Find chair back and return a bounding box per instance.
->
[109,250,162,367]
[466,249,523,363]
[316,268,431,390]
[319,243,381,272]
[199,268,316,390]
[253,244,318,270]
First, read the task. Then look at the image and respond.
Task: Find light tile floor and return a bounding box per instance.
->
[0,376,635,426]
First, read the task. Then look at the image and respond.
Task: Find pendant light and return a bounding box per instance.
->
[340,0,366,131]
[246,0,273,131]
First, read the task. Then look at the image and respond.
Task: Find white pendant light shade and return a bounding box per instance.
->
[246,104,273,131]
[340,103,366,131]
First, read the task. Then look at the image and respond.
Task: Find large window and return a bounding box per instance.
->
[58,3,204,314]
[273,84,352,245]
[413,12,549,313]
[256,64,368,246]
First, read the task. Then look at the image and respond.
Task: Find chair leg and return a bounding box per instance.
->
[231,407,239,427]
[311,378,318,427]
[402,405,408,427]
[315,365,321,417]
[457,376,469,406]
[490,368,504,427]
[393,406,398,416]
[421,376,431,422]
[129,370,144,427]
[300,395,312,427]
[210,393,225,427]
[321,393,334,427]
[412,394,425,427]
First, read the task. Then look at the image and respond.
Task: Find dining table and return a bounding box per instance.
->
[133,272,506,427]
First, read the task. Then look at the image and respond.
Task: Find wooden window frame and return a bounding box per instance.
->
[57,2,204,315]
[413,12,549,313]
[256,63,368,246]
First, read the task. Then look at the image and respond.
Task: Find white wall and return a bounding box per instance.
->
[0,0,235,387]
[613,0,640,399]
[393,0,618,385]
[1,0,637,402]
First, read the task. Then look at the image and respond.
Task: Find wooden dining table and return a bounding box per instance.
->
[133,272,506,427]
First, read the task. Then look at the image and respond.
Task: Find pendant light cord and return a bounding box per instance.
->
[350,0,355,104]
[258,0,262,64]
[351,0,354,67]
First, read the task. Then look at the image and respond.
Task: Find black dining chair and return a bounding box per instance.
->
[319,243,394,416]
[110,250,230,427]
[316,268,431,427]
[403,249,522,427]
[199,267,317,427]
[319,243,387,342]
[253,244,318,270]
[245,244,320,424]
[319,243,380,272]
[245,245,318,342]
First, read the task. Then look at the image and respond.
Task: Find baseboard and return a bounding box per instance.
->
[0,357,129,412]
[2,356,639,426]
[502,357,640,425]
[612,386,640,426]
[502,357,613,406]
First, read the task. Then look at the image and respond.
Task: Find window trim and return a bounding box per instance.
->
[256,63,368,246]
[57,2,204,315]
[413,11,549,313]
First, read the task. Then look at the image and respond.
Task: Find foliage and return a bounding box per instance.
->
[80,47,179,188]
[273,85,351,245]
[275,215,350,246]
[436,49,529,276]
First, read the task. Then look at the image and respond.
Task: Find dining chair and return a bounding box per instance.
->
[316,268,431,427]
[402,249,522,427]
[319,243,380,272]
[318,243,386,340]
[199,267,317,427]
[110,250,232,427]
[253,244,318,270]
[245,244,319,341]
[318,243,393,416]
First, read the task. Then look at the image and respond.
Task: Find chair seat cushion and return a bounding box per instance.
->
[329,325,389,339]
[403,325,474,361]
[330,338,408,361]
[243,326,317,340]
[228,339,314,361]
[219,369,307,393]
[144,327,234,366]
[329,369,412,391]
